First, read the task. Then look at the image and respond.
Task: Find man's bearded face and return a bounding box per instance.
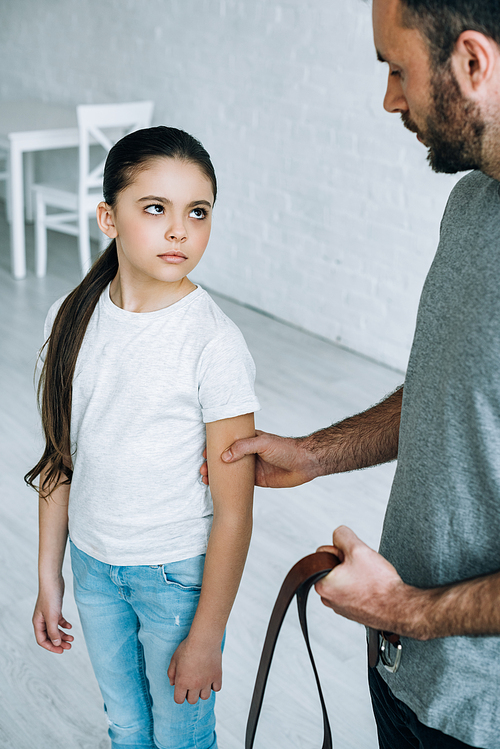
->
[401,64,485,174]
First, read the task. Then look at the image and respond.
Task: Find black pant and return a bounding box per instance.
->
[369,667,480,749]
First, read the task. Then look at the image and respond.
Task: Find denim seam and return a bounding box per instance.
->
[192,699,203,749]
[135,621,155,745]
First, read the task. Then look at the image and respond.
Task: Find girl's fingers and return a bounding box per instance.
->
[43,622,70,651]
[200,685,212,700]
[33,622,50,648]
[59,617,72,629]
[186,689,200,705]
[167,661,176,686]
[46,621,62,646]
[173,685,187,704]
[211,678,222,693]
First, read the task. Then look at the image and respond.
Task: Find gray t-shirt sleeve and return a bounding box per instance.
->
[198,325,260,423]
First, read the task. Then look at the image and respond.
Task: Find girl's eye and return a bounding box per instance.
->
[145,204,164,215]
[189,207,208,220]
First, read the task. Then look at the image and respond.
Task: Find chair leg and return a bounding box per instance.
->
[78,212,92,277]
[34,191,47,278]
[1,154,11,224]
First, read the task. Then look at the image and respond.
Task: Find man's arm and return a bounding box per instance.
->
[199,386,404,488]
[305,384,403,475]
[315,526,500,639]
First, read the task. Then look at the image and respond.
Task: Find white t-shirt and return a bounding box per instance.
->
[43,285,260,566]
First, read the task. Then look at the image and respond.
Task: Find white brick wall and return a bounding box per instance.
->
[0,0,461,370]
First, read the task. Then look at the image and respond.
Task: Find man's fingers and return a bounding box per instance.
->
[222,432,264,463]
[331,525,362,556]
[316,543,344,562]
[316,526,362,569]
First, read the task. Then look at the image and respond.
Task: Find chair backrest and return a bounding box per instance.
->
[77,101,154,196]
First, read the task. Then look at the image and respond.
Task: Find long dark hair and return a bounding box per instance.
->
[25,126,217,496]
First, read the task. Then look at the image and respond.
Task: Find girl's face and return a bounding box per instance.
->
[99,157,214,287]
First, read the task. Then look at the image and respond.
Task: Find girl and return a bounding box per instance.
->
[26,126,260,749]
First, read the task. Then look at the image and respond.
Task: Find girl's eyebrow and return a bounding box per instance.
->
[138,196,212,208]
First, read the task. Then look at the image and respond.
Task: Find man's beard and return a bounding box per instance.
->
[402,65,485,174]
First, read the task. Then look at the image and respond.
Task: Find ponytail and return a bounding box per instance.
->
[24,241,118,496]
[25,125,217,497]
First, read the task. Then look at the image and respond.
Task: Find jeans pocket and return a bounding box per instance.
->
[161,554,205,591]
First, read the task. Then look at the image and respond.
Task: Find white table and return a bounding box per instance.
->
[0,101,78,279]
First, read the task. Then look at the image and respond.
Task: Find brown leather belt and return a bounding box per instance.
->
[245,551,339,749]
[245,551,403,748]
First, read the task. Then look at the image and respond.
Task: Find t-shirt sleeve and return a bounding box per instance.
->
[40,294,69,364]
[198,323,261,423]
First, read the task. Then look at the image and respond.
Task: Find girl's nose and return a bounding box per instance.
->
[166,220,187,242]
[383,71,408,114]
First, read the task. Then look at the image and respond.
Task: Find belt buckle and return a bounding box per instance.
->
[379,631,402,673]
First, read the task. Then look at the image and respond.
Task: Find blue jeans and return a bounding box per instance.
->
[369,667,479,749]
[70,540,218,749]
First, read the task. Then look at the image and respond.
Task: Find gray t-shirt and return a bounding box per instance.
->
[379,170,500,748]
[44,285,260,566]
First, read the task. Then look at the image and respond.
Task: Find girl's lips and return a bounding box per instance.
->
[158,253,187,264]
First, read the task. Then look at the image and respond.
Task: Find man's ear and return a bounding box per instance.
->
[96,202,118,238]
[451,30,500,96]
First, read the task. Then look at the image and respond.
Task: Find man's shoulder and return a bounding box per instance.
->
[448,169,497,202]
[442,170,499,226]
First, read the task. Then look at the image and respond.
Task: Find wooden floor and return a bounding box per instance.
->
[0,207,403,749]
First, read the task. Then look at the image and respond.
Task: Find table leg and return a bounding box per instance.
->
[9,143,26,279]
[24,150,35,223]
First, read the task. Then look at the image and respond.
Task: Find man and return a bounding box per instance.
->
[202,0,500,747]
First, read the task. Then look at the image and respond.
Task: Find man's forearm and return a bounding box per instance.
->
[300,385,403,476]
[400,569,500,640]
[316,526,500,641]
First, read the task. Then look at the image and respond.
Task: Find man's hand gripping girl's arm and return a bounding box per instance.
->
[167,412,256,705]
[32,468,74,654]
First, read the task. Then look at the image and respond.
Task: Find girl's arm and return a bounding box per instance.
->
[32,469,74,654]
[168,412,255,704]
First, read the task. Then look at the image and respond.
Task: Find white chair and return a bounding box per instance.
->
[0,148,7,206]
[32,101,154,278]
[0,150,7,183]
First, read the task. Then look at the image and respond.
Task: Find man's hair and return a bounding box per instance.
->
[400,0,500,66]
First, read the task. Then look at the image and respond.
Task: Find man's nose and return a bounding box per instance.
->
[383,72,408,114]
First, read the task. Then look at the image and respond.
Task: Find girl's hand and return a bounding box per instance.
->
[167,636,222,705]
[33,578,74,654]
